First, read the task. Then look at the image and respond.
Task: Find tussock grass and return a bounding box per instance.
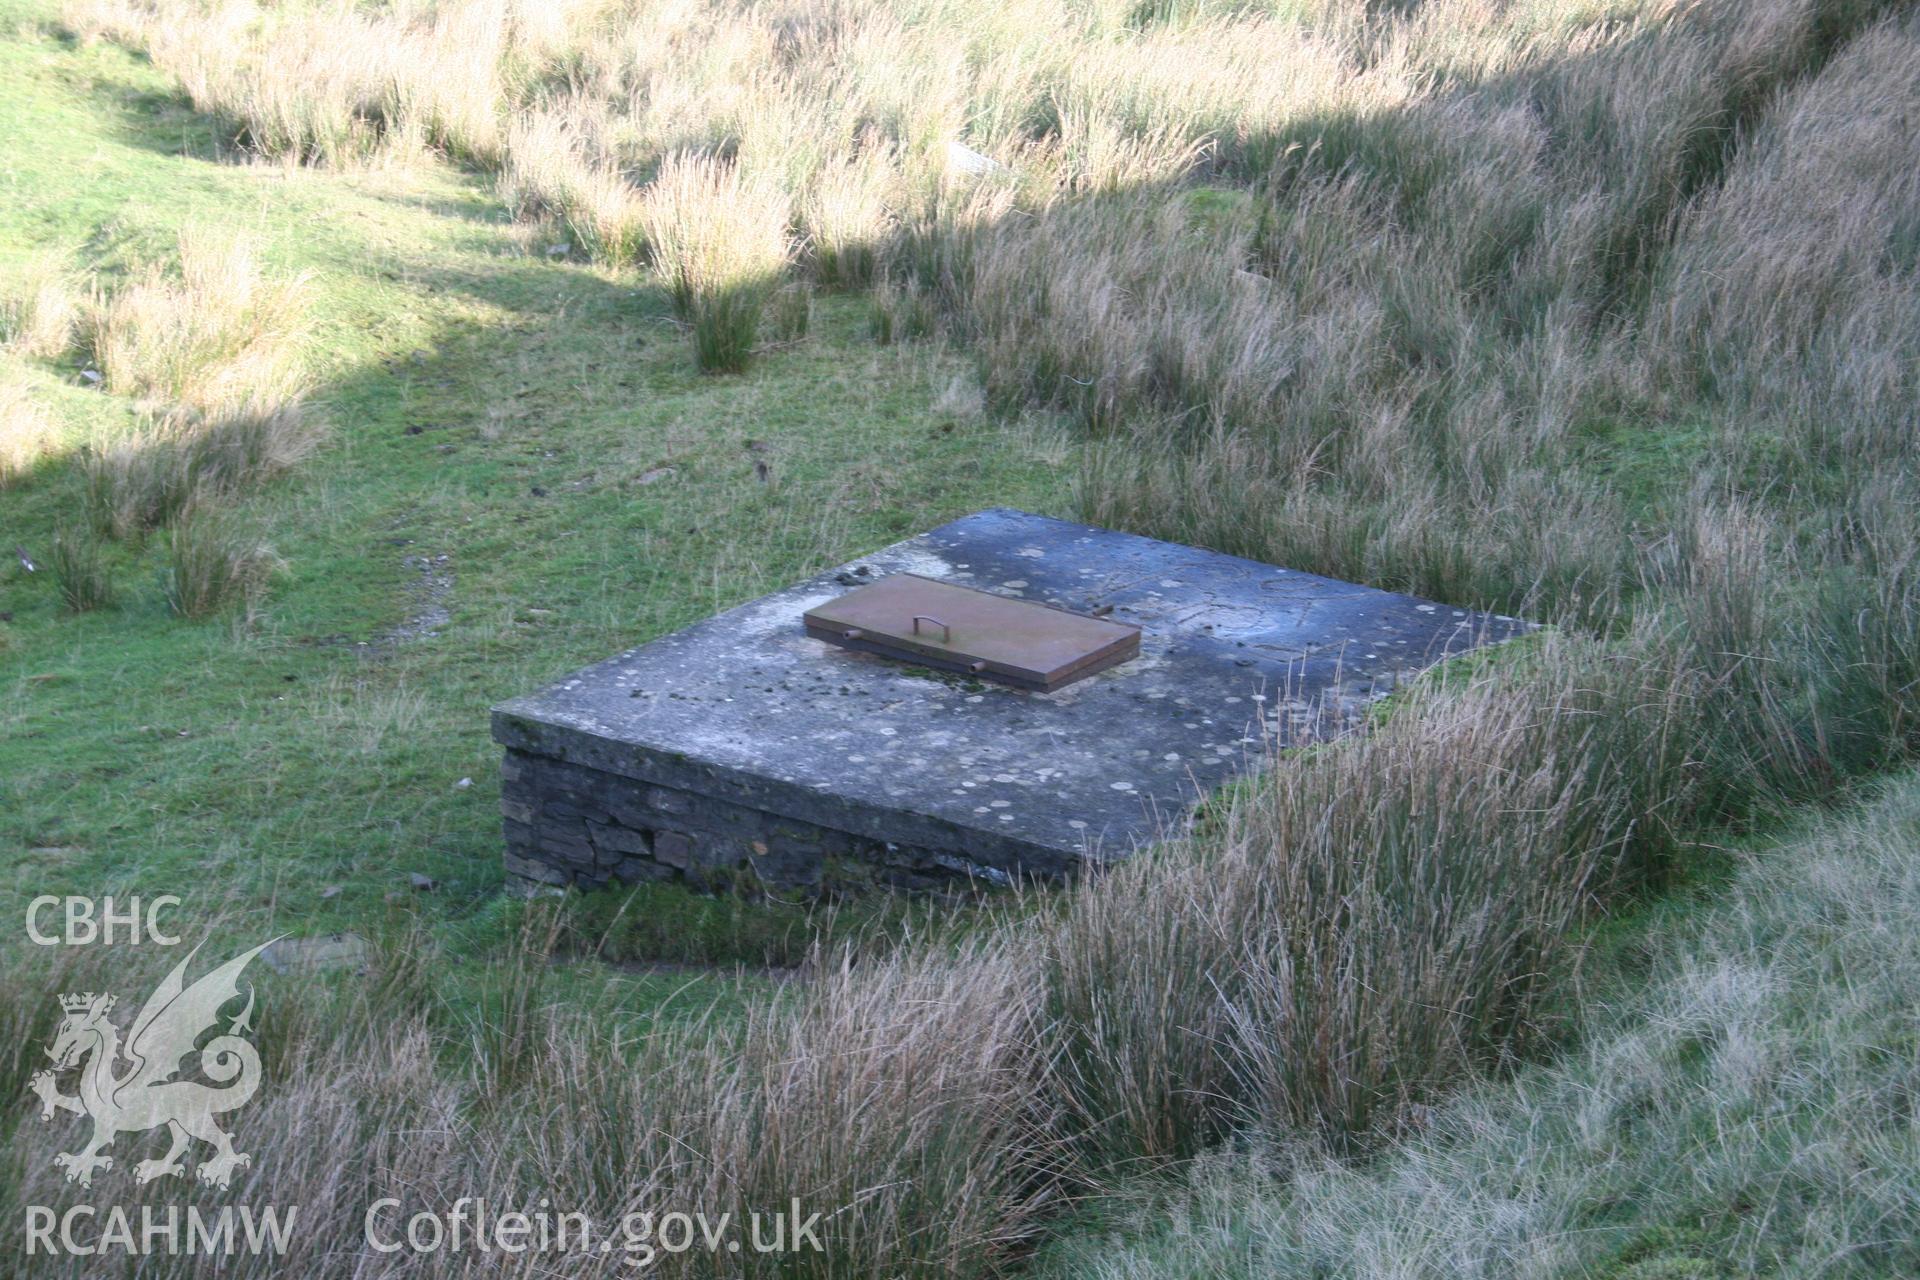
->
[1,252,80,359]
[161,505,281,619]
[81,404,321,539]
[1033,772,1920,1279]
[85,226,309,418]
[499,104,648,267]
[1651,9,1920,474]
[49,525,113,612]
[59,0,1358,370]
[766,279,815,343]
[803,148,898,289]
[67,0,503,167]
[1044,494,1920,1164]
[641,153,793,373]
[11,545,1915,1273]
[869,274,936,345]
[1047,654,1614,1163]
[67,224,316,538]
[79,423,174,538]
[38,0,1920,1274]
[951,0,1916,621]
[5,922,1055,1279]
[0,376,57,485]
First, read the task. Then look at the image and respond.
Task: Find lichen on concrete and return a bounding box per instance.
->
[492,509,1529,891]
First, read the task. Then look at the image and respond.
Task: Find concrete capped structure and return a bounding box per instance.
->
[491,509,1528,892]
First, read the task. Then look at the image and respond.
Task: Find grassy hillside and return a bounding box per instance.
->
[3,0,1919,1275]
[1032,772,1920,1278]
[0,0,1068,968]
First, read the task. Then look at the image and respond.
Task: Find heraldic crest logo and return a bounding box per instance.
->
[27,940,276,1191]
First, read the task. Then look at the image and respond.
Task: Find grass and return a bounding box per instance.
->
[160,505,279,618]
[48,524,112,612]
[5,0,1920,1274]
[0,249,79,359]
[641,152,794,373]
[1028,769,1920,1279]
[0,370,59,483]
[84,223,309,414]
[5,910,1059,1278]
[0,0,1070,1060]
[547,874,972,970]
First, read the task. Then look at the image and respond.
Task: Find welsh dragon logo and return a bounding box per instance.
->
[27,940,275,1190]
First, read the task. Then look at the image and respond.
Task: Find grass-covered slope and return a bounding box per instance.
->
[6,0,1920,1275]
[0,0,1069,971]
[1032,770,1920,1279]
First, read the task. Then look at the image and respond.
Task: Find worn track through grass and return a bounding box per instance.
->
[0,0,1071,1024]
[6,0,1920,1274]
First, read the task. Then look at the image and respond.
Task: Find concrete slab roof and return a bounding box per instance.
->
[492,509,1529,878]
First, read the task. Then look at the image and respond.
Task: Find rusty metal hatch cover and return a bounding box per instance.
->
[803,574,1141,692]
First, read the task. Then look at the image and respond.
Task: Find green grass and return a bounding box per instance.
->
[484,874,994,971]
[0,2,1072,1012]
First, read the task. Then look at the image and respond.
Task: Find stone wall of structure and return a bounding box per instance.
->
[499,748,1001,894]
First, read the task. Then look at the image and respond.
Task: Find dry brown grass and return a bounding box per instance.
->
[499,102,647,267]
[5,923,1056,1279]
[803,148,898,289]
[17,225,325,538]
[1,252,81,359]
[40,1,1920,1274]
[0,375,59,486]
[641,153,793,372]
[84,225,309,417]
[53,0,1398,368]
